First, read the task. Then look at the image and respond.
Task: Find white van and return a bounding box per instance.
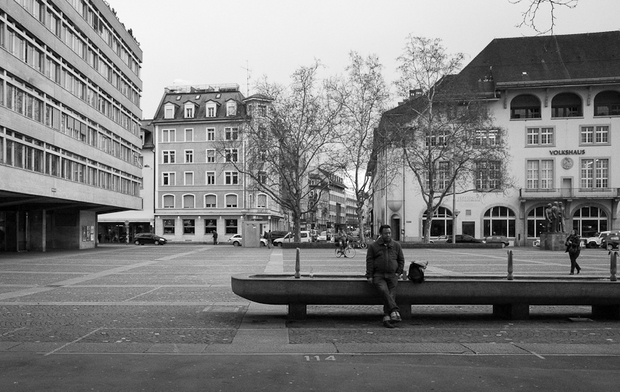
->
[273,231,311,246]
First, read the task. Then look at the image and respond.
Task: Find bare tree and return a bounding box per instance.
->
[327,52,395,236]
[392,36,512,243]
[509,0,578,34]
[223,62,342,242]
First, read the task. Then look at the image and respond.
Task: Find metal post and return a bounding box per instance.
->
[507,250,513,280]
[611,250,617,282]
[295,248,301,279]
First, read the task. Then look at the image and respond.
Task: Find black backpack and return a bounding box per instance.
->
[408,261,427,283]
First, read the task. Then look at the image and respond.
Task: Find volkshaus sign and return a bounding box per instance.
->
[549,149,586,155]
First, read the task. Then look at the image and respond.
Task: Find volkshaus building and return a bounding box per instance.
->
[371,31,620,246]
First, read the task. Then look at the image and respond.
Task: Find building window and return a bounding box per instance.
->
[225,148,238,163]
[184,149,194,163]
[422,207,453,237]
[527,206,547,239]
[163,195,175,208]
[526,127,554,146]
[225,171,239,185]
[226,194,238,208]
[424,161,450,190]
[206,171,215,185]
[205,194,217,208]
[205,219,217,233]
[206,102,217,117]
[225,219,238,234]
[164,104,175,119]
[183,194,195,208]
[183,219,195,234]
[207,127,215,141]
[163,219,175,234]
[475,160,501,190]
[581,158,609,188]
[526,159,553,189]
[474,129,500,146]
[225,127,239,140]
[510,94,541,119]
[580,126,609,145]
[184,171,194,185]
[162,150,176,164]
[483,206,516,237]
[206,149,215,163]
[573,207,608,237]
[184,103,194,118]
[551,92,582,118]
[185,128,194,141]
[226,101,237,116]
[162,129,175,142]
[162,172,176,186]
[257,194,267,208]
[593,90,620,116]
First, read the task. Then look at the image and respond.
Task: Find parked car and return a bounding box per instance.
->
[584,231,610,248]
[601,231,620,250]
[484,236,510,247]
[273,231,311,246]
[267,230,288,245]
[228,234,268,247]
[133,233,167,245]
[446,234,485,244]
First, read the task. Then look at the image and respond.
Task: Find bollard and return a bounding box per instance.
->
[611,250,618,282]
[507,250,513,280]
[295,248,301,279]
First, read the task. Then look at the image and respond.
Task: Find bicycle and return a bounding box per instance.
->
[335,243,356,258]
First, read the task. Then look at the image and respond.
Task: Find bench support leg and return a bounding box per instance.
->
[592,305,620,320]
[493,304,529,320]
[398,303,411,320]
[288,304,307,320]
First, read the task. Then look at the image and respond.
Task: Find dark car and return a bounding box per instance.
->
[602,231,620,250]
[446,234,484,244]
[134,233,167,245]
[484,236,510,247]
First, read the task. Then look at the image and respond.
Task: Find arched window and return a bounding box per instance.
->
[422,207,453,237]
[551,92,582,118]
[182,194,195,209]
[225,194,238,208]
[527,206,547,238]
[204,194,216,208]
[483,206,515,237]
[594,90,620,116]
[572,206,608,237]
[162,194,174,208]
[510,94,541,119]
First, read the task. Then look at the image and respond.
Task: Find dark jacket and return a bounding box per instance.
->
[365,237,405,278]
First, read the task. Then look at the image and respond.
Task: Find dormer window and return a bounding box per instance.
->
[184,102,195,118]
[226,101,237,116]
[206,102,217,118]
[164,103,175,119]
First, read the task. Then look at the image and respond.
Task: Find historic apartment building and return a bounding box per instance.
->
[0,0,143,251]
[150,84,284,243]
[372,31,620,246]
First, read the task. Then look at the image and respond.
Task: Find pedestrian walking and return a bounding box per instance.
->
[213,231,218,245]
[565,229,581,275]
[366,224,405,328]
[266,230,272,249]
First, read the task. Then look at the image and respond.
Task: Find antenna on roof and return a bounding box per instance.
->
[241,60,251,97]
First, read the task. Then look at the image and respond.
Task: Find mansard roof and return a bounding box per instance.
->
[153,85,246,121]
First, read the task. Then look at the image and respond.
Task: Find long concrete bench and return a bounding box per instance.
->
[231,274,620,320]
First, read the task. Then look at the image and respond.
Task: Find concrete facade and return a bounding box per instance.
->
[0,0,143,251]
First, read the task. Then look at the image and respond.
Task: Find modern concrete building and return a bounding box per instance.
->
[150,84,284,244]
[0,0,143,251]
[372,31,620,246]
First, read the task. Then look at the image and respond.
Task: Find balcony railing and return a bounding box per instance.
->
[520,188,620,199]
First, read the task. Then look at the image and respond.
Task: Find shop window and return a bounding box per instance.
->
[163,219,175,234]
[205,219,217,233]
[573,206,608,237]
[422,207,453,237]
[225,219,238,234]
[183,219,195,234]
[483,206,515,237]
[527,206,547,238]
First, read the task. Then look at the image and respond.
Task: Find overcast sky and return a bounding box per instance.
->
[107,0,620,120]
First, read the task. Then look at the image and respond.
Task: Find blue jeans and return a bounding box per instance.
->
[372,275,399,315]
